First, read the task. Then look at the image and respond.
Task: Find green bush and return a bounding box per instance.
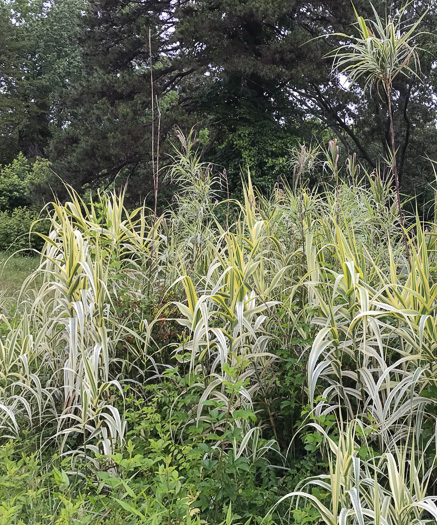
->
[0,207,48,253]
[0,154,52,253]
[0,153,54,212]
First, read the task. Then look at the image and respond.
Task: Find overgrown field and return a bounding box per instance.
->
[1,139,437,524]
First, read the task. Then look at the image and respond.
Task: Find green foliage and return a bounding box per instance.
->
[0,154,54,211]
[0,154,51,251]
[331,4,425,94]
[0,1,436,205]
[0,0,83,164]
[1,133,437,524]
[0,2,436,524]
[0,155,30,211]
[0,208,47,253]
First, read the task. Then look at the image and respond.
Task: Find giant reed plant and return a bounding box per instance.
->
[0,128,437,522]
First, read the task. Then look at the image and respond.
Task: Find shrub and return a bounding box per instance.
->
[0,153,55,212]
[0,207,48,252]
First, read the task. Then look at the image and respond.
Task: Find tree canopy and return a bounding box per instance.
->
[1,0,436,206]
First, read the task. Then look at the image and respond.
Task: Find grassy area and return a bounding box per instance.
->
[0,252,39,296]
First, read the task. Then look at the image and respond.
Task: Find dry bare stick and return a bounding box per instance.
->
[155,94,161,215]
[149,29,157,221]
[223,169,230,232]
